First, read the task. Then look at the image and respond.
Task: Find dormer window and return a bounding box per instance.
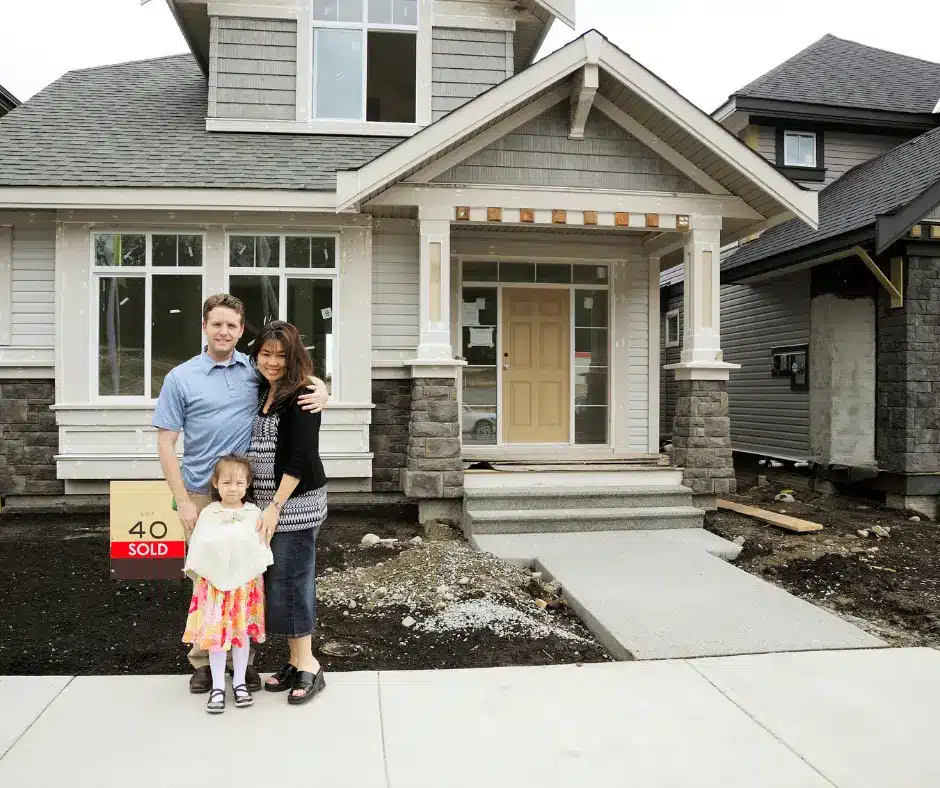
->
[312,0,418,123]
[783,131,817,168]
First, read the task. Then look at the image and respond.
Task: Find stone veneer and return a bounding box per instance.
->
[402,377,463,499]
[369,379,413,493]
[0,380,62,496]
[672,379,736,498]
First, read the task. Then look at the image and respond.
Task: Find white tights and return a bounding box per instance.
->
[208,641,250,692]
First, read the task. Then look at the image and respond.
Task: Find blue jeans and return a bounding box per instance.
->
[264,527,318,637]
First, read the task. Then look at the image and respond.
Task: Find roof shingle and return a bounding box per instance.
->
[733,34,940,116]
[0,54,400,190]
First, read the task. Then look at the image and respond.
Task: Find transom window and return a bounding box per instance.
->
[783,131,816,168]
[227,234,337,392]
[312,0,418,123]
[93,233,204,398]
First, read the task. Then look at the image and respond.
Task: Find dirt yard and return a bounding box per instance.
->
[707,482,940,649]
[0,512,612,676]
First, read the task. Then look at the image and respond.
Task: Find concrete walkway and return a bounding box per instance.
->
[471,530,885,659]
[2,648,939,787]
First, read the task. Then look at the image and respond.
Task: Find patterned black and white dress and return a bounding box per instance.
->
[247,410,327,532]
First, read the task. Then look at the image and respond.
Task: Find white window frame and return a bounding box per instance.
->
[89,231,207,402]
[224,232,341,398]
[310,0,419,124]
[783,130,817,168]
[664,309,680,348]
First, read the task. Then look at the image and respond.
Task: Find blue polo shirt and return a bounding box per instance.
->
[152,350,259,495]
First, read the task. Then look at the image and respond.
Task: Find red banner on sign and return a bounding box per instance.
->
[110,541,185,559]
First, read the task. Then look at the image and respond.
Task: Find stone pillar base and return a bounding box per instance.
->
[672,379,736,497]
[886,494,938,521]
[417,499,462,526]
[401,377,464,501]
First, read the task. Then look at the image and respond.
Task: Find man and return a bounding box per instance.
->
[153,293,328,693]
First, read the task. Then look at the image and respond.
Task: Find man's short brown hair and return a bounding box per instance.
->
[202,293,245,325]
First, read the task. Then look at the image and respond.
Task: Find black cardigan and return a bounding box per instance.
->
[260,390,327,499]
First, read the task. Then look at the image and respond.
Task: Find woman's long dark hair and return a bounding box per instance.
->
[250,321,314,413]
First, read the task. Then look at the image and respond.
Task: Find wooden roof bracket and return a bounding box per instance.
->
[853,245,903,308]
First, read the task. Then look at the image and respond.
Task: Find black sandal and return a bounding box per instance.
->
[233,684,253,708]
[287,668,326,706]
[206,688,226,714]
[264,663,298,692]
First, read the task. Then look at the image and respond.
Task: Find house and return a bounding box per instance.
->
[660,35,940,518]
[0,84,18,118]
[0,0,816,530]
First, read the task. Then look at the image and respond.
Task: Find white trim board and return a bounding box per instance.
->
[206,118,423,137]
[0,188,338,212]
[335,31,818,232]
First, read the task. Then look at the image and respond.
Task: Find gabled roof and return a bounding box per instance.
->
[0,55,399,190]
[722,125,940,278]
[732,34,940,116]
[337,30,818,236]
[0,83,18,115]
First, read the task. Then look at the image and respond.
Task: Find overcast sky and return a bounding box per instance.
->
[1,0,938,113]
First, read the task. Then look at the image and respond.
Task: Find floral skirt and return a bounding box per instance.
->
[182,576,266,652]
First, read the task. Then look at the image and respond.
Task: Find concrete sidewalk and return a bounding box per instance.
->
[2,648,938,787]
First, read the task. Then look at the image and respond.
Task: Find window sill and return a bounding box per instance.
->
[206,118,424,137]
[777,165,826,183]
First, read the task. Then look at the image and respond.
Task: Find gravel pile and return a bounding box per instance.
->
[416,598,592,642]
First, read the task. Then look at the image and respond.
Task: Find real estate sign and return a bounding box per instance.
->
[110,481,185,580]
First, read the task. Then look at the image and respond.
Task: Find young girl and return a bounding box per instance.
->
[183,455,273,714]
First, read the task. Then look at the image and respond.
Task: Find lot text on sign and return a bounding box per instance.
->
[110,481,185,580]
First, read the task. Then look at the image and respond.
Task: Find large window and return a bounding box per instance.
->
[783,131,816,168]
[94,233,204,398]
[312,0,417,122]
[227,234,337,391]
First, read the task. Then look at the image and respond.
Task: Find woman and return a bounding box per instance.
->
[247,321,328,705]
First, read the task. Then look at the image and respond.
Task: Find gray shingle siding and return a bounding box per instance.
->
[0,55,400,190]
[432,28,512,122]
[209,17,297,121]
[434,103,707,192]
[372,225,419,350]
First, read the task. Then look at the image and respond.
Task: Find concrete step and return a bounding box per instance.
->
[464,485,695,513]
[465,506,705,534]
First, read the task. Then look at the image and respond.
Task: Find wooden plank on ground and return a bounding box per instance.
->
[717,499,824,533]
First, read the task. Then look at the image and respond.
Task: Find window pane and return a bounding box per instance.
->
[368,0,392,22]
[461,287,497,326]
[575,290,608,327]
[800,136,815,166]
[462,261,497,282]
[463,367,498,444]
[230,275,280,353]
[575,369,608,407]
[286,236,336,268]
[462,327,496,365]
[151,275,203,398]
[393,0,417,25]
[462,406,496,445]
[499,262,535,282]
[315,29,364,120]
[575,407,607,445]
[98,277,145,396]
[178,235,203,267]
[94,234,145,267]
[573,265,608,285]
[256,235,279,267]
[229,236,256,267]
[311,237,336,268]
[536,263,571,284]
[152,235,177,267]
[313,0,362,22]
[285,236,311,269]
[288,278,334,388]
[366,31,416,123]
[575,328,608,367]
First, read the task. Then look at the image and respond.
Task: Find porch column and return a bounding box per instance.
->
[665,216,739,507]
[416,206,453,360]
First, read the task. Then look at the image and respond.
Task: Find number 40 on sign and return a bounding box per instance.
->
[110,481,186,580]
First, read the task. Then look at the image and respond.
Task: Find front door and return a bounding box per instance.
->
[502,289,570,443]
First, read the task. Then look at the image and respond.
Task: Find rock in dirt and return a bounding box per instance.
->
[910,516,921,523]
[409,536,424,546]
[402,616,416,628]
[530,571,543,581]
[872,526,891,538]
[373,586,388,599]
[458,576,470,586]
[775,493,796,503]
[348,600,357,609]
[361,533,382,547]
[321,641,364,657]
[857,529,870,538]
[534,599,548,609]
[733,536,746,546]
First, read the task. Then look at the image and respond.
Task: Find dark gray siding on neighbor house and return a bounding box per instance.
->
[432,28,512,122]
[722,272,812,460]
[435,104,707,192]
[209,17,297,120]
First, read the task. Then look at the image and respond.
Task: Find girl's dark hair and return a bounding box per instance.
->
[250,320,314,413]
[210,454,254,502]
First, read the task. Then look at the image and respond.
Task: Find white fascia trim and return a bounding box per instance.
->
[207,3,300,19]
[336,36,591,210]
[206,117,423,137]
[537,0,575,28]
[0,187,338,212]
[595,40,818,229]
[933,95,940,114]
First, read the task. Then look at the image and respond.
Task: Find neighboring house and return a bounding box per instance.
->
[0,0,815,529]
[0,84,18,118]
[660,35,940,518]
